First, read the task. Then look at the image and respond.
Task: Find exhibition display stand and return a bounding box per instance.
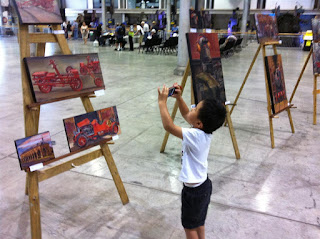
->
[160,62,240,159]
[289,48,320,124]
[18,24,129,239]
[229,42,295,148]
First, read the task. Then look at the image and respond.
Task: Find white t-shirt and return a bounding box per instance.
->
[137,25,144,35]
[179,128,212,183]
[143,23,149,33]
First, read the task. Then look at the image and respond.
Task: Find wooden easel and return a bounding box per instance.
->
[289,48,320,124]
[18,24,129,239]
[229,41,295,148]
[160,62,240,160]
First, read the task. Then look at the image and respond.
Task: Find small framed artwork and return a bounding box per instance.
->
[15,131,55,171]
[63,106,121,152]
[255,14,280,45]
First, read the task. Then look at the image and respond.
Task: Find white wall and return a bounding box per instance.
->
[265,0,314,10]
[65,0,87,9]
[214,0,258,10]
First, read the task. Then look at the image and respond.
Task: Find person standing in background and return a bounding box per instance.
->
[72,20,79,40]
[141,21,149,42]
[135,22,144,50]
[128,25,135,51]
[81,22,89,44]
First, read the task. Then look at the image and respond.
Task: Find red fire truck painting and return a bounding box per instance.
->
[17,0,55,12]
[32,59,83,93]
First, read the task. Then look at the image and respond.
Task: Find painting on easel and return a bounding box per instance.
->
[186,33,226,105]
[312,17,320,42]
[313,42,320,75]
[63,106,120,152]
[24,53,105,103]
[255,14,279,45]
[189,9,200,29]
[14,131,55,170]
[12,0,62,25]
[265,54,288,114]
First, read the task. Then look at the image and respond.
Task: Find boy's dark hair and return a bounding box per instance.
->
[198,99,226,134]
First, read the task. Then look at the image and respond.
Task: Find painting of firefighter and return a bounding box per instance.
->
[264,54,288,114]
[24,53,105,103]
[189,8,200,29]
[64,106,120,152]
[12,0,62,25]
[15,131,55,171]
[186,33,226,105]
[255,14,279,45]
[313,42,320,74]
[312,17,320,42]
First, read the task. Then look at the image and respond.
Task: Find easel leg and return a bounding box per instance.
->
[286,108,295,133]
[225,105,240,159]
[52,25,72,55]
[230,45,261,116]
[269,116,275,148]
[314,75,317,125]
[100,144,129,205]
[289,48,313,103]
[160,62,190,153]
[28,171,41,239]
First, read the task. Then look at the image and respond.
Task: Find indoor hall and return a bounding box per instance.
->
[0,34,319,238]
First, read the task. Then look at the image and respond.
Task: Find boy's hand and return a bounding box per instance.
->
[171,82,182,99]
[158,85,169,104]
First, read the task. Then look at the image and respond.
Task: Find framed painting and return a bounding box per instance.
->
[312,17,320,43]
[24,53,105,103]
[63,106,120,152]
[255,14,279,45]
[12,0,62,25]
[313,42,320,75]
[190,9,200,29]
[15,131,55,171]
[186,33,226,105]
[264,54,288,114]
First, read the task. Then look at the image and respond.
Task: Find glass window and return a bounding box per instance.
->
[93,0,118,9]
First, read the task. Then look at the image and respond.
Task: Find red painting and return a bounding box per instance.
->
[12,0,62,25]
[265,54,288,114]
[24,54,105,103]
[255,14,279,45]
[64,106,120,152]
[187,33,220,60]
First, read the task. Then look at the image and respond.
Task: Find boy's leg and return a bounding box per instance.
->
[184,225,205,239]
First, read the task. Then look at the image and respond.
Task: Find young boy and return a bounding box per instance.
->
[158,83,226,239]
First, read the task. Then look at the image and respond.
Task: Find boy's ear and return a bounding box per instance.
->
[196,120,203,129]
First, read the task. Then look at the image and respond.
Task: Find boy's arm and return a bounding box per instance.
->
[158,86,183,139]
[172,83,193,126]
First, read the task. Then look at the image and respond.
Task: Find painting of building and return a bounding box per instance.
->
[15,131,55,170]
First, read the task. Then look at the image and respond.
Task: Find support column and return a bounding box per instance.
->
[102,0,106,31]
[173,0,191,76]
[166,0,171,34]
[241,0,250,47]
[122,13,125,23]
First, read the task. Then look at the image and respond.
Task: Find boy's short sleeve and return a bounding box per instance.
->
[182,128,200,148]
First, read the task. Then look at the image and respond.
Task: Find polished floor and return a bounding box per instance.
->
[0,36,319,239]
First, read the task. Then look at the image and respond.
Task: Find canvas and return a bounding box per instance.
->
[15,131,55,170]
[255,14,279,45]
[12,0,62,25]
[24,54,105,103]
[312,17,320,42]
[313,42,320,75]
[190,9,200,29]
[64,106,120,152]
[264,54,288,114]
[186,33,226,105]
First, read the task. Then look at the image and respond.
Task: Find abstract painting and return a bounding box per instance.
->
[186,33,226,105]
[15,131,55,170]
[264,54,288,114]
[12,0,62,25]
[64,106,120,152]
[255,14,279,45]
[313,42,320,75]
[24,53,105,103]
[312,17,320,42]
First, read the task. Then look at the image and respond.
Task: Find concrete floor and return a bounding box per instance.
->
[0,37,319,239]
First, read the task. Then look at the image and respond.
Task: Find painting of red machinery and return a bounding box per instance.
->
[63,106,120,152]
[12,0,62,25]
[24,53,105,103]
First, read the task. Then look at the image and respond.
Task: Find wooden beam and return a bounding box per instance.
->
[38,149,103,182]
[29,33,57,43]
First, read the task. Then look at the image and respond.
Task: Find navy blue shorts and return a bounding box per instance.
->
[181,177,212,229]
